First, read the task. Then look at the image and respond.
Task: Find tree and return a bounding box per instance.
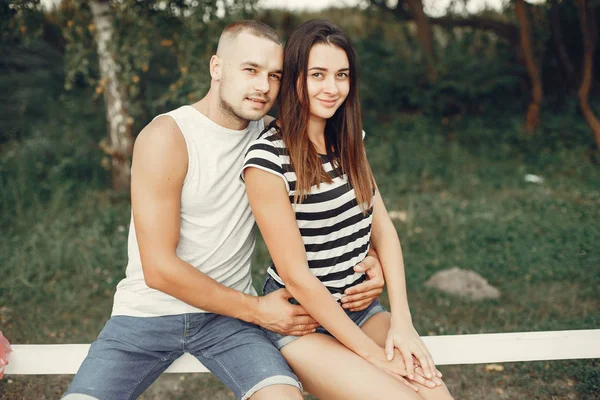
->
[404,0,437,81]
[515,0,543,133]
[576,0,600,154]
[61,0,258,192]
[549,0,577,90]
[90,0,133,193]
[368,0,520,46]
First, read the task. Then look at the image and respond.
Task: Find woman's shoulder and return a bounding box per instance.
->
[250,123,287,150]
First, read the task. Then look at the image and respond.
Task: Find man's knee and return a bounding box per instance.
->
[248,384,303,400]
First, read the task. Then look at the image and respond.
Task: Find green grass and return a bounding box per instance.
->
[1,96,599,398]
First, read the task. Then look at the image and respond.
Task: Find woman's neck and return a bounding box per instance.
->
[307,116,327,154]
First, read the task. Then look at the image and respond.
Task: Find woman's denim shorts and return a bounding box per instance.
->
[261,274,387,350]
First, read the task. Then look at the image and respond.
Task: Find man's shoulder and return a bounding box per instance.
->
[134,115,186,161]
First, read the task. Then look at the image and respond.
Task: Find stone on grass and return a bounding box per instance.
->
[425,267,501,300]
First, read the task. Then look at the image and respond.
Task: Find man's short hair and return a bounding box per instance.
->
[218,20,282,50]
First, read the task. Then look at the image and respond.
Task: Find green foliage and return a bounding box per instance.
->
[58,0,260,130]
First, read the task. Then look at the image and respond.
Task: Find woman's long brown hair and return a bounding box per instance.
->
[277,19,374,211]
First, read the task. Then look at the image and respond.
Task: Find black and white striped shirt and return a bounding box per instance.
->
[242,127,373,301]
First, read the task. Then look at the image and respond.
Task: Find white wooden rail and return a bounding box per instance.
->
[5,329,600,375]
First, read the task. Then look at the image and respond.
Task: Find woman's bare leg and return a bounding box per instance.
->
[280,333,422,400]
[361,312,454,400]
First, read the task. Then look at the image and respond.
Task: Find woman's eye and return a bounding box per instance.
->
[312,73,323,78]
[338,72,349,78]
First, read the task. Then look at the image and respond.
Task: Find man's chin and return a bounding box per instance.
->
[239,109,270,122]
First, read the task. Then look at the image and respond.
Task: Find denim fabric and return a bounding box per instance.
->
[261,275,386,350]
[63,313,301,400]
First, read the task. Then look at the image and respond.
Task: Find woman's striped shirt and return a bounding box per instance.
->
[241,127,373,302]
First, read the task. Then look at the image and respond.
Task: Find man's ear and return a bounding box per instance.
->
[210,55,221,81]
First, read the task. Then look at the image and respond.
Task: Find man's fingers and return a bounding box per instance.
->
[287,328,317,336]
[289,303,311,316]
[343,281,381,297]
[343,299,372,312]
[341,288,382,305]
[353,262,365,272]
[292,314,318,326]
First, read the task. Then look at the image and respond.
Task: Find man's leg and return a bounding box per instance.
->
[63,315,184,400]
[186,313,302,400]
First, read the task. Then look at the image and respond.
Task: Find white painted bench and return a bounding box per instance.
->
[5,329,600,375]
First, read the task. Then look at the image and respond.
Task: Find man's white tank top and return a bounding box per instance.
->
[112,105,263,317]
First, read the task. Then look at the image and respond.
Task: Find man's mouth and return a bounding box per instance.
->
[247,97,268,104]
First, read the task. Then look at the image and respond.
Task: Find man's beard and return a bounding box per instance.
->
[218,92,268,124]
[218,95,252,125]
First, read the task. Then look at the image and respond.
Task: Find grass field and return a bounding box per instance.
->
[0,91,599,399]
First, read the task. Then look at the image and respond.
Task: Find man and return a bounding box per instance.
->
[63,20,385,400]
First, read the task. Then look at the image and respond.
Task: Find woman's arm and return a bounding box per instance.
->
[370,187,439,380]
[244,167,408,378]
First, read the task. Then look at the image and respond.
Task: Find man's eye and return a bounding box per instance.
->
[245,68,257,73]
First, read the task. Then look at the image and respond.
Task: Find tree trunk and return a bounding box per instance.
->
[577,0,600,153]
[550,0,577,90]
[404,0,437,81]
[90,0,133,192]
[370,0,520,46]
[515,0,543,134]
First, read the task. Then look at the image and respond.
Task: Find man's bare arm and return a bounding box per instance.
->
[130,116,317,335]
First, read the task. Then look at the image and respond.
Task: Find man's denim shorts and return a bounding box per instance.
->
[261,275,387,350]
[63,312,301,400]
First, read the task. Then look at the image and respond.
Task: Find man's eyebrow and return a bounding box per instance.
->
[241,61,262,68]
[242,62,282,74]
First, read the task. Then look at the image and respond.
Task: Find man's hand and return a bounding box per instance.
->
[255,288,319,336]
[341,252,385,311]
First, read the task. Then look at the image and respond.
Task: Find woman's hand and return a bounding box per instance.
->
[385,320,442,382]
[365,347,440,392]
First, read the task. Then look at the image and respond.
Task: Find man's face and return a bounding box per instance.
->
[217,32,283,123]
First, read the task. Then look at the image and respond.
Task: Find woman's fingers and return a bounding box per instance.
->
[419,343,437,379]
[399,346,415,378]
[385,336,395,360]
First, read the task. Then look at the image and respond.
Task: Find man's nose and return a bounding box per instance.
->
[254,74,270,93]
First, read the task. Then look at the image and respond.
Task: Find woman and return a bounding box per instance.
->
[242,20,454,399]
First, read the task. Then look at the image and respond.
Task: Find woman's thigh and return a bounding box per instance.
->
[280,332,421,400]
[361,312,454,400]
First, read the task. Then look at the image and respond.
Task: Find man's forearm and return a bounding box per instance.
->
[144,255,259,323]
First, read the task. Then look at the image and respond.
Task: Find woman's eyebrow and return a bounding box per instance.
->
[308,67,350,72]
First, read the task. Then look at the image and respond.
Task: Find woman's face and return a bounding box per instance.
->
[304,43,350,122]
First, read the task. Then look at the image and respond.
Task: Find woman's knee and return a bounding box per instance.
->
[249,384,303,400]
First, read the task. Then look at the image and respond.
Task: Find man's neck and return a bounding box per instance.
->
[192,92,250,131]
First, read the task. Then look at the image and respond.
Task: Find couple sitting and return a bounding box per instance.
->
[64,19,453,400]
